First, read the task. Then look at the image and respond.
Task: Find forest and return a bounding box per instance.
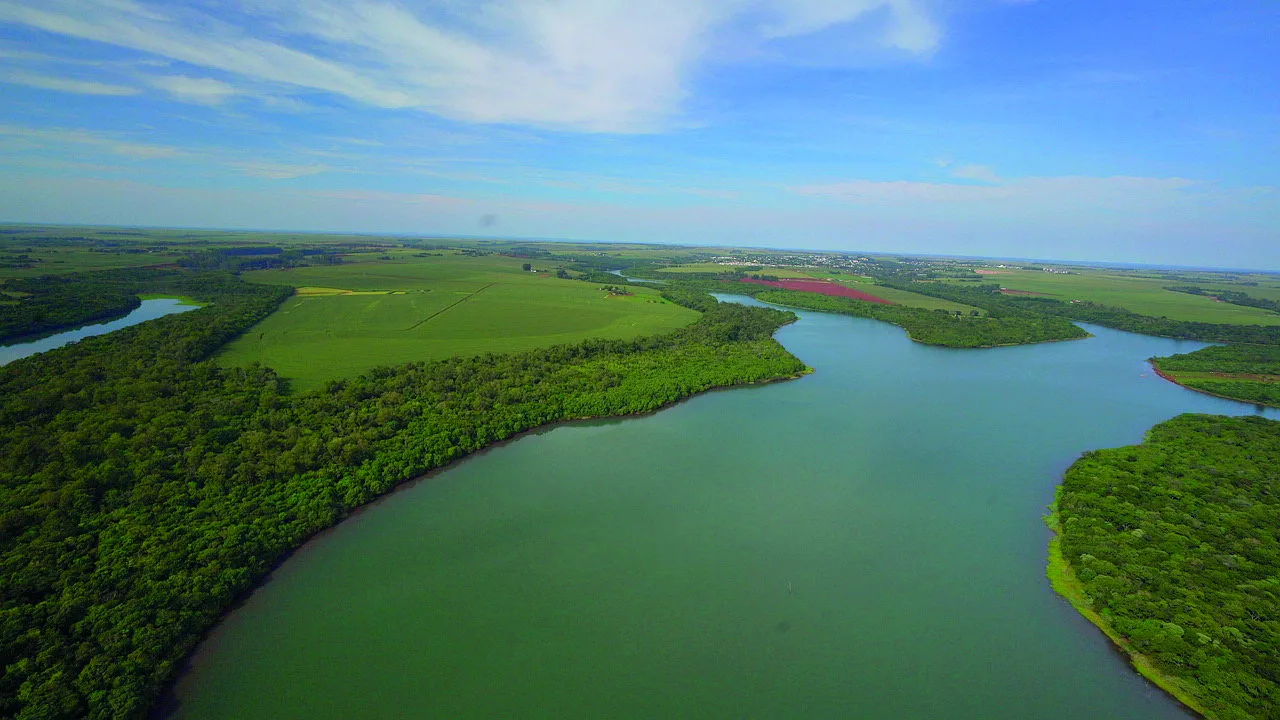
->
[0,273,143,343]
[0,268,806,719]
[1053,414,1279,720]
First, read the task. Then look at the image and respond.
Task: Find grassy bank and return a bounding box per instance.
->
[1044,503,1210,718]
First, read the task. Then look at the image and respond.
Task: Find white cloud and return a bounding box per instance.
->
[0,0,943,132]
[147,75,238,105]
[2,69,139,95]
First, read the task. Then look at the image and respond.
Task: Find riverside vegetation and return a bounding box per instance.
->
[0,267,805,719]
[1049,414,1280,720]
[1151,345,1280,408]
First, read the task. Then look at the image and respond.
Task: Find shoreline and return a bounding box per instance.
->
[151,345,812,717]
[1148,361,1279,408]
[753,295,1092,349]
[1044,500,1210,719]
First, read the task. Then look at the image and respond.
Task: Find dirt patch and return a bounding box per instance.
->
[739,277,895,304]
[975,269,1006,275]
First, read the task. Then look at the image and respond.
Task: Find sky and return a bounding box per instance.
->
[0,1,1277,269]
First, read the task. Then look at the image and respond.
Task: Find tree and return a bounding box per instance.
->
[522,263,532,272]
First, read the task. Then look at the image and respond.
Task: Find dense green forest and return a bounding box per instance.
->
[0,273,143,343]
[694,281,1088,347]
[1052,414,1280,720]
[0,270,806,719]
[1152,345,1280,407]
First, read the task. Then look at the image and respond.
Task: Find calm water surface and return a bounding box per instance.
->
[167,298,1276,719]
[0,298,199,365]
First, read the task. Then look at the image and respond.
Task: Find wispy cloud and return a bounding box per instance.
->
[0,124,182,158]
[0,0,944,132]
[234,162,331,180]
[2,69,139,95]
[147,75,237,105]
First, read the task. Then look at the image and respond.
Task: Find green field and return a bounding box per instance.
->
[0,247,183,278]
[219,254,698,391]
[952,269,1280,325]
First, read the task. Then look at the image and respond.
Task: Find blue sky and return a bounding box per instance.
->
[0,1,1277,269]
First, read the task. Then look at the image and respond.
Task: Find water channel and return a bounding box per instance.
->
[0,298,200,365]
[166,297,1275,719]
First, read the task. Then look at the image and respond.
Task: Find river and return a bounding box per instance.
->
[164,297,1275,719]
[0,298,200,365]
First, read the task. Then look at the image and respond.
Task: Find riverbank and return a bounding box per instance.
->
[1045,499,1210,719]
[1150,361,1280,409]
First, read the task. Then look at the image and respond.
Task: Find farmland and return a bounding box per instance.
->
[945,269,1280,325]
[219,253,698,391]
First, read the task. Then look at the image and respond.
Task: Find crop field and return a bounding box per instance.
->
[832,277,983,313]
[950,269,1280,325]
[219,253,698,391]
[1198,282,1280,303]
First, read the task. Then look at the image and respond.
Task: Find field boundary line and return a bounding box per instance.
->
[404,283,495,331]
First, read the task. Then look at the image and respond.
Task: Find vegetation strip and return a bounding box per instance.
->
[1050,414,1280,720]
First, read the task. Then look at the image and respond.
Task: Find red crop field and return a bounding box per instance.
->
[739,277,895,304]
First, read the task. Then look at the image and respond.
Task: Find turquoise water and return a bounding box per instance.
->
[166,299,1274,719]
[0,298,199,365]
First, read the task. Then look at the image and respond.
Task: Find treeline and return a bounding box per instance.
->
[0,273,143,343]
[745,287,1087,347]
[1054,414,1280,720]
[1166,286,1280,315]
[1152,344,1280,407]
[877,280,1280,345]
[0,274,805,719]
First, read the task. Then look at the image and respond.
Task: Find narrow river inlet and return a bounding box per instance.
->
[0,298,199,365]
[164,298,1276,719]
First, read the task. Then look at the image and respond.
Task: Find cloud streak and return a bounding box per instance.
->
[0,0,944,132]
[2,69,139,95]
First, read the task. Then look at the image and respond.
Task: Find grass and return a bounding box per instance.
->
[1044,504,1211,719]
[219,253,699,391]
[946,269,1280,325]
